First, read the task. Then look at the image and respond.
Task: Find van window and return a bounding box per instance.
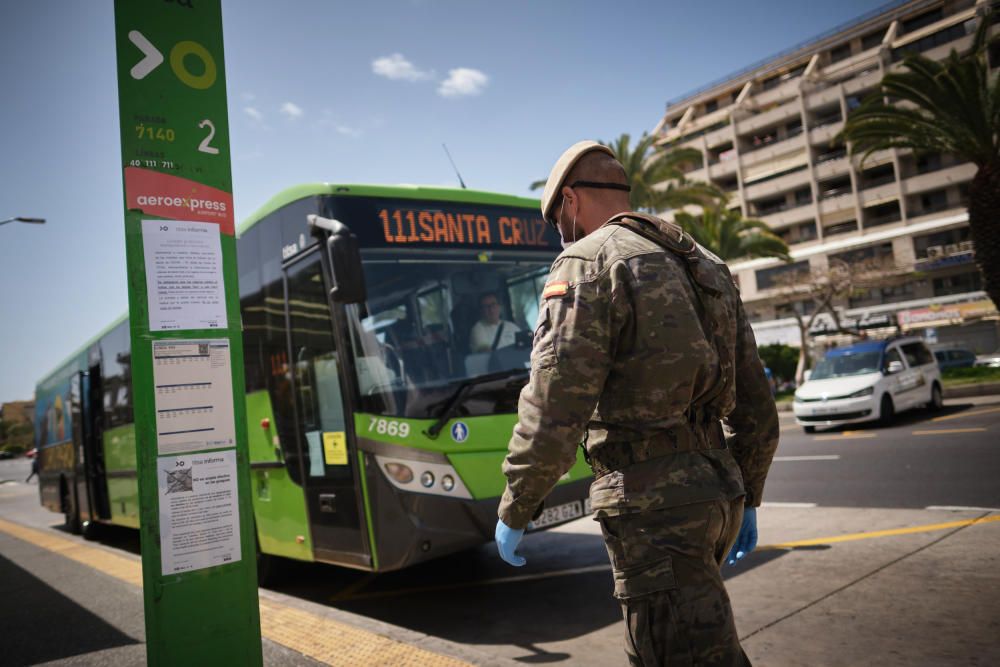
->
[900,342,934,367]
[883,348,904,372]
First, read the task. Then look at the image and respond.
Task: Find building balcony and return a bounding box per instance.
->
[738,100,802,135]
[743,167,811,201]
[841,69,882,98]
[901,163,976,196]
[704,123,735,150]
[741,133,806,167]
[708,157,739,179]
[805,84,843,111]
[809,120,844,146]
[750,76,802,109]
[859,182,899,207]
[905,204,967,226]
[818,191,855,215]
[760,202,815,227]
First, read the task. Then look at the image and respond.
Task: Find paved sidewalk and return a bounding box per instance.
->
[0,517,515,666]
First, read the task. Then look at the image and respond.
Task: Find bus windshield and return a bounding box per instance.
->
[345,249,553,418]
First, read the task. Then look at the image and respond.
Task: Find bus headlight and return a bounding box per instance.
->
[384,462,413,484]
[374,454,472,499]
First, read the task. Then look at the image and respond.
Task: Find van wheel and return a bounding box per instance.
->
[927,383,943,411]
[803,425,816,434]
[879,394,895,426]
[62,482,81,535]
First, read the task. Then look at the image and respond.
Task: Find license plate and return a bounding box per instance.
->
[529,500,585,530]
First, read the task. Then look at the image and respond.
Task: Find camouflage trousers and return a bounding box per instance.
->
[598,498,750,666]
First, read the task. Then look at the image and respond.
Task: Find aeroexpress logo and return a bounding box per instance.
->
[124,166,235,235]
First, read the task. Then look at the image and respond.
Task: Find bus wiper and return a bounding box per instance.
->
[424,368,530,439]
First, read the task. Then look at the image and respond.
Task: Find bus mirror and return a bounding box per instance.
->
[307,215,367,304]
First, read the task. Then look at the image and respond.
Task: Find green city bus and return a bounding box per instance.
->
[34,184,594,574]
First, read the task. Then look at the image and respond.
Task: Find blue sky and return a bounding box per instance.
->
[0,0,887,404]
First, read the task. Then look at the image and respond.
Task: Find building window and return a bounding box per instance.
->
[756,261,810,290]
[918,189,949,214]
[916,153,943,174]
[830,242,894,267]
[705,99,719,113]
[933,271,982,297]
[913,227,972,258]
[864,201,902,227]
[892,20,975,62]
[819,176,852,199]
[794,187,812,206]
[860,163,895,189]
[830,43,853,63]
[861,29,885,51]
[825,220,858,237]
[901,8,944,35]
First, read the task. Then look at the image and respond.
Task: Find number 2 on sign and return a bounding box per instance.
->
[198,119,219,154]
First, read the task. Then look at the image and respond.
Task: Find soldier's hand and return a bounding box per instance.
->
[727,507,758,565]
[495,519,526,566]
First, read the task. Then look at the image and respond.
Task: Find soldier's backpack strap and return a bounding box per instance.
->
[606,212,730,423]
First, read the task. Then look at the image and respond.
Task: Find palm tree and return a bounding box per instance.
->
[673,205,791,262]
[531,132,724,211]
[840,14,1000,312]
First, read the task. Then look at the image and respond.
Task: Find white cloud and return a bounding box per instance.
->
[438,68,489,98]
[336,125,363,138]
[280,102,303,119]
[372,53,433,82]
[243,106,263,122]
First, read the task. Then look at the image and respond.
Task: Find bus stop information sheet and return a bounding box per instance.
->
[157,450,241,575]
[152,339,236,455]
[142,219,227,332]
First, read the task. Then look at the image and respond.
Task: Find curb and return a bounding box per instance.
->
[942,381,1000,399]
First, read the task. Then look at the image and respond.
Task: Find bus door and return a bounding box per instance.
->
[82,365,110,519]
[283,248,370,568]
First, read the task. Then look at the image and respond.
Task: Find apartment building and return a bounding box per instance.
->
[654,0,999,354]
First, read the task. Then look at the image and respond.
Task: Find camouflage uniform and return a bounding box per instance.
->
[498,212,779,666]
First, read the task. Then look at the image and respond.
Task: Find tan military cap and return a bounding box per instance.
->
[540,140,616,222]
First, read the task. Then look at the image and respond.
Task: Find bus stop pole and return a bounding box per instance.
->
[113,1,263,664]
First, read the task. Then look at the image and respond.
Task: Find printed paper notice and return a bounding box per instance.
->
[158,450,241,575]
[153,339,235,455]
[142,219,227,331]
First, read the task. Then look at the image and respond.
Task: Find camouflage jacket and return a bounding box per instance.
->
[498,212,779,529]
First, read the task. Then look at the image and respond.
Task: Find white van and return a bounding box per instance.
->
[793,336,942,433]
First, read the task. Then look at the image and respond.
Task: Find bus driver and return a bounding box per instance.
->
[469,292,521,352]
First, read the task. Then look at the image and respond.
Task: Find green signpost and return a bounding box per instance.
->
[113,1,262,664]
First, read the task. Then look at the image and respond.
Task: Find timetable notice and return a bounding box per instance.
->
[152,339,235,455]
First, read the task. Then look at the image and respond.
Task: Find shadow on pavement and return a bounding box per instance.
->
[0,553,140,663]
[270,531,793,660]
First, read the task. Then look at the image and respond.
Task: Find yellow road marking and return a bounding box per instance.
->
[0,518,468,667]
[766,514,1000,549]
[931,406,1000,422]
[813,433,877,441]
[912,427,987,435]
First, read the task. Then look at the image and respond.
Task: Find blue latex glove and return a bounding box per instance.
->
[727,507,758,565]
[495,519,526,567]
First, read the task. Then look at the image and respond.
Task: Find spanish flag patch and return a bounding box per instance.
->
[542,281,570,298]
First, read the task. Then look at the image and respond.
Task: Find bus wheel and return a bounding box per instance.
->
[256,536,280,586]
[81,519,101,541]
[62,482,81,535]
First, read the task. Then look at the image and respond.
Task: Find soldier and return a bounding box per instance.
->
[495,141,779,665]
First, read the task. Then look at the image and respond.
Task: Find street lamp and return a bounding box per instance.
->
[0,216,46,227]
